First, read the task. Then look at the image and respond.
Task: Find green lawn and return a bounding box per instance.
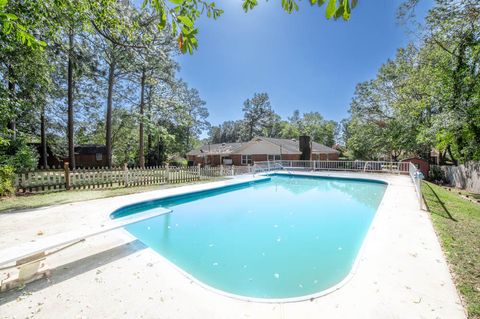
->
[0,178,225,213]
[422,181,480,318]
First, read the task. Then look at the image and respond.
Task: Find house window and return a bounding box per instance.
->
[96,153,103,161]
[241,155,252,165]
[268,154,281,161]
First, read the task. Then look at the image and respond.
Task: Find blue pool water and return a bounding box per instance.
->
[111,174,387,299]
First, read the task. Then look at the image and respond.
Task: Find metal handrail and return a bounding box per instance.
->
[363,161,370,173]
[252,161,292,175]
[254,160,410,174]
[408,162,424,209]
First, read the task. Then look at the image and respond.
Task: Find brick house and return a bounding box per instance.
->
[186,137,339,166]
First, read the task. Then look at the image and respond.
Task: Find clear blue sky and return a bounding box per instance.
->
[176,0,433,128]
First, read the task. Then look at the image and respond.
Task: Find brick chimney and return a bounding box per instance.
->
[299,135,311,160]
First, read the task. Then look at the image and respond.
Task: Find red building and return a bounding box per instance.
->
[402,157,430,178]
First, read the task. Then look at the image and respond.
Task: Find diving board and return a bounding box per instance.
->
[0,208,171,292]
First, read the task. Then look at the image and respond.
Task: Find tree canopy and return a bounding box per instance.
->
[0,0,211,176]
[1,0,358,54]
[342,0,480,163]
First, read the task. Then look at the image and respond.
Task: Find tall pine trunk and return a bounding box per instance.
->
[105,60,116,168]
[185,109,192,154]
[185,126,190,155]
[147,85,152,154]
[7,65,16,140]
[138,68,146,168]
[67,29,75,169]
[40,104,48,168]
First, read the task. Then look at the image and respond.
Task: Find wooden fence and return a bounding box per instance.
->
[431,162,480,193]
[14,164,250,193]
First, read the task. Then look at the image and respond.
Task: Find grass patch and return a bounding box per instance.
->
[422,181,480,318]
[0,178,226,213]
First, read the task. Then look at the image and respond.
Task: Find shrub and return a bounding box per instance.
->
[0,165,15,196]
[429,165,446,183]
[169,158,187,168]
[0,139,39,172]
[0,138,39,196]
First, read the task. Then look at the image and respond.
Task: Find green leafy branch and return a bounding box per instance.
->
[244,0,357,20]
[0,0,46,49]
[143,0,223,54]
[144,0,358,54]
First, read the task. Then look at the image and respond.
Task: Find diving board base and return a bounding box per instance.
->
[1,252,50,293]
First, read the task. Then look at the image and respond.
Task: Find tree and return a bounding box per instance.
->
[242,92,275,140]
[117,7,177,168]
[173,82,209,154]
[1,0,214,177]
[42,0,124,169]
[209,120,245,143]
[345,59,426,159]
[90,1,143,168]
[277,110,337,146]
[342,0,479,163]
[0,1,53,173]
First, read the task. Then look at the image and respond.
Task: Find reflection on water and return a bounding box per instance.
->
[266,175,386,210]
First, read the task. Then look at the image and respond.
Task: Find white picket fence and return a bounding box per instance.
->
[14,165,247,193]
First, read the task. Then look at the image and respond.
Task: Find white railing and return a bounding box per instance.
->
[408,162,424,209]
[252,161,286,174]
[253,160,410,174]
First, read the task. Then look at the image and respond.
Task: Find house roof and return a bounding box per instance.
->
[258,137,339,155]
[187,137,339,156]
[186,142,246,156]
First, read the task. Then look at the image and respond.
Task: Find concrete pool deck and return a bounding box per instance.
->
[0,172,466,318]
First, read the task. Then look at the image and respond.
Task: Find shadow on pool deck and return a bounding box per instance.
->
[0,240,147,305]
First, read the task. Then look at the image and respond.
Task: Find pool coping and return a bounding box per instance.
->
[113,171,391,303]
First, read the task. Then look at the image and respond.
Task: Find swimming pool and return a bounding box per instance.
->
[111,173,387,300]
